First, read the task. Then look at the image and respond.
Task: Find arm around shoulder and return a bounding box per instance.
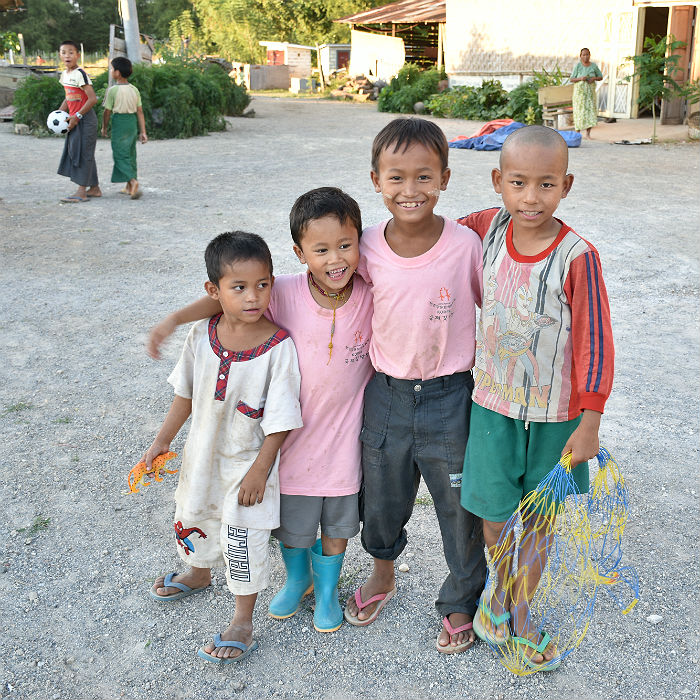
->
[147,296,223,360]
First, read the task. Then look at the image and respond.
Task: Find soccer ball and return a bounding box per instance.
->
[46,110,70,135]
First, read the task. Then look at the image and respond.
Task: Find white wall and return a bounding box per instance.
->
[350,30,405,81]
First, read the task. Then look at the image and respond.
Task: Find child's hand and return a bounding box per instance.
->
[139,133,148,144]
[144,439,172,469]
[561,410,602,466]
[147,315,177,360]
[101,127,107,138]
[238,470,266,506]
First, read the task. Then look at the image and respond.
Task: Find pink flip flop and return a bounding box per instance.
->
[344,586,397,627]
[435,615,475,654]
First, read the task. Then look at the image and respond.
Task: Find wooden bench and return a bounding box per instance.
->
[538,84,574,130]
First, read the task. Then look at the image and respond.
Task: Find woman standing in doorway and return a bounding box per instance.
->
[570,48,603,138]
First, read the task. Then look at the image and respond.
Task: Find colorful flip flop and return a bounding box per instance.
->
[511,630,561,671]
[435,615,474,654]
[473,594,511,645]
[149,572,210,602]
[343,586,396,626]
[197,634,258,664]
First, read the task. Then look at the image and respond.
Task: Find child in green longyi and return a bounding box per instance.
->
[101,56,148,199]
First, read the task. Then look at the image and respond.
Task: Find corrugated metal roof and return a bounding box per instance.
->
[335,0,445,25]
[0,0,24,11]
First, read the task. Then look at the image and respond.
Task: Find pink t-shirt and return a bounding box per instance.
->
[267,273,374,496]
[358,218,483,380]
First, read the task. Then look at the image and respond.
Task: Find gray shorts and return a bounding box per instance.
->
[272,493,360,548]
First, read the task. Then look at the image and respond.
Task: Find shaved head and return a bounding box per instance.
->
[500,125,569,171]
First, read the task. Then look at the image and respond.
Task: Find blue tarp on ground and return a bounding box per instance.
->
[449,122,582,150]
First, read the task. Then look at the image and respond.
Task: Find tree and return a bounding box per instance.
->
[627,34,687,144]
[192,0,387,63]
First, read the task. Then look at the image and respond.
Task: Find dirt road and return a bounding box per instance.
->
[1,97,698,700]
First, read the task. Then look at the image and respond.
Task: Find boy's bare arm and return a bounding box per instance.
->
[147,296,222,360]
[238,431,289,507]
[136,105,148,143]
[144,395,192,467]
[101,108,111,137]
[561,409,601,466]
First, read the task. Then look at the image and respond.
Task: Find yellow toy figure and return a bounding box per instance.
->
[128,451,178,494]
[477,447,637,676]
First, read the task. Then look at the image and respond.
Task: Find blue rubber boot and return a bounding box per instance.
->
[310,539,345,633]
[268,543,313,619]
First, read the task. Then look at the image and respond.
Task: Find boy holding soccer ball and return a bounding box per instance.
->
[56,40,101,203]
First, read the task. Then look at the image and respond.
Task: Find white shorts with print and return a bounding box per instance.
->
[173,506,270,595]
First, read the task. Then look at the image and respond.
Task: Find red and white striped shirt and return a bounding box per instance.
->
[458,207,613,422]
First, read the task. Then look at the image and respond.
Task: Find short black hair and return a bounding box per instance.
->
[371,117,449,173]
[111,56,133,78]
[499,125,569,170]
[59,40,80,51]
[289,187,362,247]
[204,231,273,285]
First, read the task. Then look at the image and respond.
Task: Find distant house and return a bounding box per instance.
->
[334,0,698,124]
[259,41,314,79]
[335,0,446,81]
[318,44,351,77]
[444,0,699,123]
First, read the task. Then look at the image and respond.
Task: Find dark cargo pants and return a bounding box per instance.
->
[359,371,486,617]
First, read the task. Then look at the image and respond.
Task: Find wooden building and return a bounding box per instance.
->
[335,0,446,80]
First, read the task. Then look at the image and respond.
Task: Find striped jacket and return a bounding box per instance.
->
[458,207,613,422]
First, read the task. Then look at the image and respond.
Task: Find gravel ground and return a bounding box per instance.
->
[1,96,698,700]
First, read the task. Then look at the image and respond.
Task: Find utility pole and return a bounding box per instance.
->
[119,0,142,64]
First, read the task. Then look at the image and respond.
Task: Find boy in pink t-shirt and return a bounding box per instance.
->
[343,118,486,654]
[147,188,374,634]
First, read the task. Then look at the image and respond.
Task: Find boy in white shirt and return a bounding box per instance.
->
[143,231,302,663]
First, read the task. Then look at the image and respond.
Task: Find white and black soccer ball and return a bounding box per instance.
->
[46,110,70,135]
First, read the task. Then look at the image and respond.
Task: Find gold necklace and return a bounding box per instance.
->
[308,271,354,363]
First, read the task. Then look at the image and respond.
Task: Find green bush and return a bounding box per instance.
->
[506,66,568,123]
[506,81,541,122]
[377,64,445,114]
[15,59,250,139]
[12,74,65,131]
[426,80,509,121]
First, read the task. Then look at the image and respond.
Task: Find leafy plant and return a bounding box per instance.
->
[20,59,250,139]
[19,515,51,535]
[426,80,508,121]
[377,64,445,114]
[0,30,20,56]
[12,75,65,131]
[627,34,687,143]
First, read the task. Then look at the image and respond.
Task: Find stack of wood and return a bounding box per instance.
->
[330,75,379,102]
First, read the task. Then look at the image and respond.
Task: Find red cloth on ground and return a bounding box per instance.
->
[450,118,515,142]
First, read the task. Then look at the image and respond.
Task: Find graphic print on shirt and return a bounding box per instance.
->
[345,328,370,365]
[475,274,555,409]
[174,520,207,555]
[428,286,455,322]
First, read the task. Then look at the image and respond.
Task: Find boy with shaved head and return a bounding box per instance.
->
[458,125,614,670]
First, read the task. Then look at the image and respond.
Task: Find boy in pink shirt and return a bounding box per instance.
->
[343,118,486,654]
[147,188,374,634]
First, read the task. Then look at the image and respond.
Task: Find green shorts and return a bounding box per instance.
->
[460,403,590,522]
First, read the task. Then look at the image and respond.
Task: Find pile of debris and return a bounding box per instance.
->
[330,74,386,102]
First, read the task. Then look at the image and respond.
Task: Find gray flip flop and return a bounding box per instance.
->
[197,634,259,664]
[149,572,209,602]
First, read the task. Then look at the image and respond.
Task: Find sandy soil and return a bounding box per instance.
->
[0,96,698,700]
